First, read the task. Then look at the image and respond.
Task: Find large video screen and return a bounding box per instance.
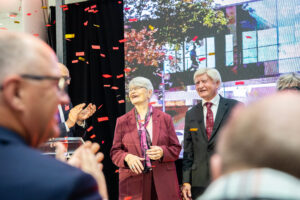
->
[124,0,300,157]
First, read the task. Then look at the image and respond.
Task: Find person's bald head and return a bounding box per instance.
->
[0,31,69,147]
[214,92,300,179]
[58,63,70,77]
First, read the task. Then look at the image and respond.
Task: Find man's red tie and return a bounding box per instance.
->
[205,102,214,140]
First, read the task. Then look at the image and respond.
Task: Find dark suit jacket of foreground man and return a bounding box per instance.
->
[0,127,101,200]
[183,96,239,188]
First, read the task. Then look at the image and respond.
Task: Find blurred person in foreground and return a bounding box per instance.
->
[57,63,96,137]
[276,72,300,91]
[182,68,240,199]
[110,77,181,200]
[0,31,107,200]
[198,92,300,200]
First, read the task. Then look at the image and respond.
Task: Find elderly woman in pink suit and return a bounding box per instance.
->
[110,77,181,200]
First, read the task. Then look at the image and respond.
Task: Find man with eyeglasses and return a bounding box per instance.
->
[0,31,107,199]
[57,63,96,137]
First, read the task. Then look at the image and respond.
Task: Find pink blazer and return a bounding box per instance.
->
[110,108,181,200]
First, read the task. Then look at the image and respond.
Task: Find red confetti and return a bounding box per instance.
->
[27,13,32,16]
[104,85,111,87]
[93,10,99,14]
[76,52,85,56]
[111,86,119,90]
[63,7,69,11]
[33,34,39,37]
[84,7,90,11]
[87,126,94,132]
[60,5,68,8]
[64,105,70,111]
[91,45,101,49]
[116,74,124,79]
[192,36,198,41]
[102,140,104,144]
[90,134,96,139]
[246,36,252,39]
[115,169,119,173]
[118,1,122,4]
[97,104,103,110]
[152,165,156,168]
[149,102,156,105]
[100,53,106,58]
[119,39,127,43]
[53,20,56,24]
[124,7,130,11]
[124,68,131,72]
[102,74,112,78]
[168,55,173,60]
[84,21,88,26]
[118,100,125,104]
[199,57,206,62]
[124,196,132,200]
[91,4,97,9]
[98,117,109,122]
[0,28,8,30]
[9,14,17,18]
[72,60,79,63]
[112,47,119,50]
[45,24,52,27]
[235,81,245,85]
[128,18,138,22]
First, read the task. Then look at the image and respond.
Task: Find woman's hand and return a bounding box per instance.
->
[124,154,145,174]
[146,146,163,160]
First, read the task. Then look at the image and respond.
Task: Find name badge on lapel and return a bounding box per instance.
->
[190,128,198,131]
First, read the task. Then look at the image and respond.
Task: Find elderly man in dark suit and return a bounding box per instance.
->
[57,63,96,137]
[182,68,240,200]
[0,31,107,200]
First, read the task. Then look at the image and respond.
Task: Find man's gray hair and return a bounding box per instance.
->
[129,76,154,92]
[276,72,300,90]
[0,32,37,83]
[193,68,222,83]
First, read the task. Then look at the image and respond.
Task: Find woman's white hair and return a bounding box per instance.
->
[129,76,154,91]
[276,72,300,90]
[193,68,222,83]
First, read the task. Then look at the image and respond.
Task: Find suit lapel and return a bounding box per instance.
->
[151,109,160,146]
[211,96,228,140]
[195,103,207,140]
[126,109,142,157]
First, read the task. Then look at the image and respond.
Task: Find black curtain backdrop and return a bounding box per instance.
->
[49,1,124,199]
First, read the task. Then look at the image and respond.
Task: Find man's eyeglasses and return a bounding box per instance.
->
[20,74,68,92]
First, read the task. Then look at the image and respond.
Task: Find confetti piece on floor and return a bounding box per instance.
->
[93,24,100,28]
[104,85,111,87]
[91,4,97,9]
[100,53,106,58]
[65,34,75,39]
[112,47,119,50]
[111,86,119,90]
[84,7,89,11]
[87,126,94,132]
[72,60,79,63]
[98,117,109,122]
[91,45,100,49]
[84,21,88,26]
[90,134,96,139]
[116,74,124,79]
[102,74,112,78]
[76,52,85,56]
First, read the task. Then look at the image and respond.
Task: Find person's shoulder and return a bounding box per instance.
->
[221,96,241,106]
[186,103,201,116]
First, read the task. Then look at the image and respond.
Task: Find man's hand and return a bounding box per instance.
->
[65,103,86,128]
[182,183,192,200]
[146,146,163,160]
[55,141,108,199]
[124,154,145,174]
[77,103,96,125]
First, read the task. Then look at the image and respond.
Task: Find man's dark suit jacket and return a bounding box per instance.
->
[182,95,239,188]
[0,127,101,200]
[59,103,86,137]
